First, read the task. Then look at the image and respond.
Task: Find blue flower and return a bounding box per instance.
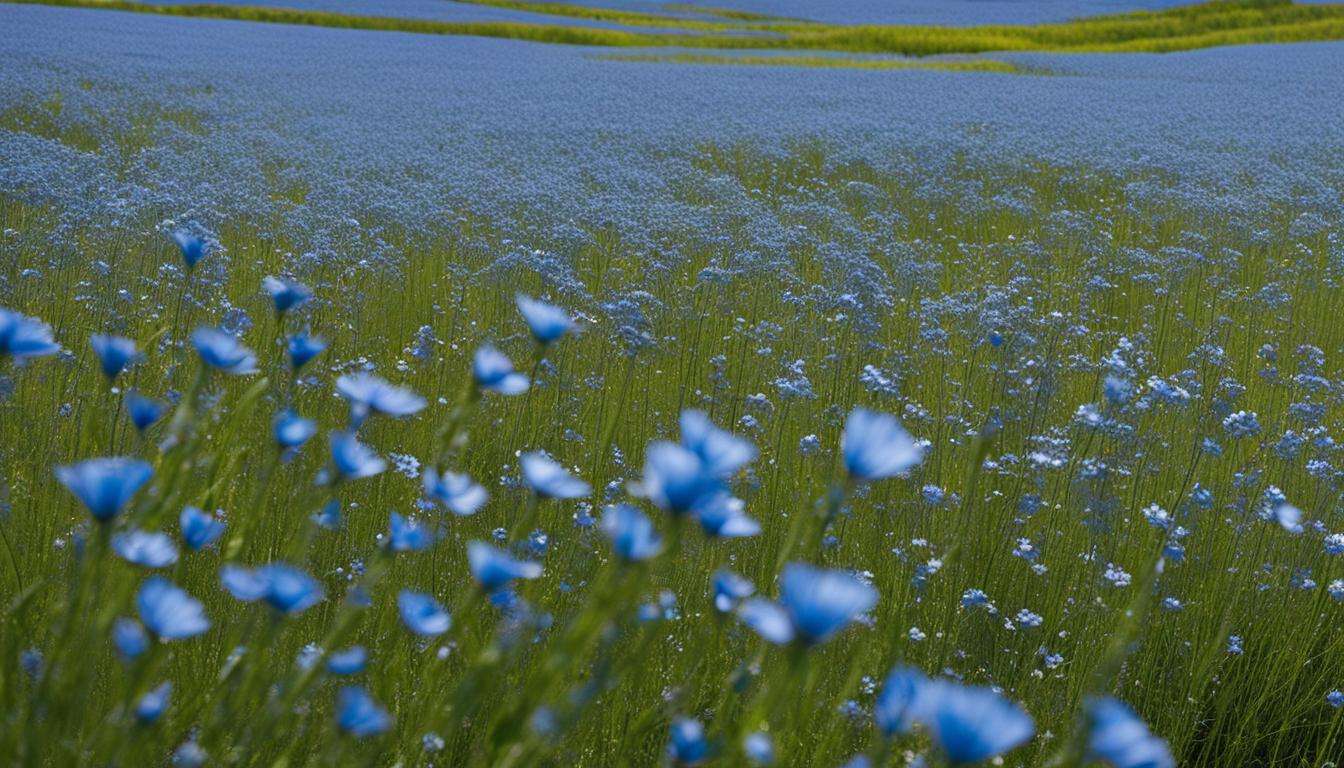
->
[0,308,60,361]
[668,718,710,765]
[328,646,368,676]
[640,442,719,514]
[520,452,590,499]
[220,563,324,615]
[841,408,924,482]
[137,577,209,640]
[179,506,225,550]
[336,373,426,425]
[741,563,877,646]
[918,680,1034,764]
[1329,690,1344,708]
[337,686,392,737]
[472,344,529,395]
[55,457,153,521]
[170,229,206,268]
[712,569,754,613]
[693,494,760,539]
[601,503,663,561]
[134,682,172,724]
[90,334,138,379]
[262,275,312,313]
[1085,697,1174,768]
[126,391,166,432]
[113,617,148,660]
[191,328,257,375]
[274,411,317,449]
[876,666,928,736]
[388,512,435,552]
[743,732,774,765]
[468,541,543,592]
[422,468,488,516]
[114,530,180,569]
[330,431,386,480]
[679,410,756,479]
[516,294,575,344]
[287,332,326,370]
[397,590,451,636]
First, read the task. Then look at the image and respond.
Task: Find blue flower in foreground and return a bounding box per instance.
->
[287,332,326,370]
[179,506,225,550]
[693,494,760,539]
[1085,697,1174,768]
[422,468,488,516]
[641,442,719,514]
[601,503,663,561]
[170,229,206,268]
[741,563,878,646]
[516,294,575,344]
[135,682,171,724]
[1329,690,1344,708]
[472,344,529,395]
[126,391,166,432]
[919,680,1034,764]
[220,563,324,615]
[397,590,451,636]
[468,541,543,592]
[56,457,153,521]
[876,666,928,736]
[90,334,138,379]
[330,431,386,480]
[679,410,756,479]
[388,512,435,552]
[337,686,392,737]
[712,569,754,613]
[328,646,368,676]
[336,372,426,425]
[0,308,60,361]
[274,411,317,449]
[113,617,148,660]
[191,328,257,375]
[114,530,180,568]
[667,717,710,765]
[841,408,924,482]
[137,577,209,640]
[743,732,774,765]
[262,275,312,314]
[521,452,590,499]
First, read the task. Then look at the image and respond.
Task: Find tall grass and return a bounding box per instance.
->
[2,132,1343,765]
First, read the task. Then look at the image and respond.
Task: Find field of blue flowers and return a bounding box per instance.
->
[3,2,1344,766]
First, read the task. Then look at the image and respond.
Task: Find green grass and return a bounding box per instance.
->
[2,127,1344,764]
[7,0,1344,56]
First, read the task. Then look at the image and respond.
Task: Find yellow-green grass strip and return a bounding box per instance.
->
[6,0,1344,56]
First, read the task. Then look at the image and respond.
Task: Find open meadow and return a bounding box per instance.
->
[2,1,1344,766]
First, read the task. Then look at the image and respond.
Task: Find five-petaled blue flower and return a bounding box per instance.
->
[388,512,435,552]
[918,680,1035,764]
[422,468,487,516]
[90,334,138,379]
[220,563,324,615]
[841,408,924,482]
[739,563,878,646]
[191,328,257,375]
[472,344,529,395]
[113,617,148,660]
[114,529,180,569]
[667,717,710,765]
[336,372,426,426]
[0,308,60,361]
[170,230,207,268]
[135,682,172,724]
[274,411,318,449]
[262,275,313,314]
[520,452,590,499]
[397,590,451,636]
[327,646,368,676]
[516,294,575,345]
[56,457,153,521]
[126,391,166,432]
[287,332,326,370]
[330,431,386,480]
[137,577,210,640]
[1084,697,1174,768]
[601,503,663,561]
[467,541,543,592]
[337,686,392,737]
[179,506,226,550]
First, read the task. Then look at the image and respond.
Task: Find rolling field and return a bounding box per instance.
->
[2,2,1344,766]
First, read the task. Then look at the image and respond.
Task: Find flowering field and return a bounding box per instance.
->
[3,2,1344,767]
